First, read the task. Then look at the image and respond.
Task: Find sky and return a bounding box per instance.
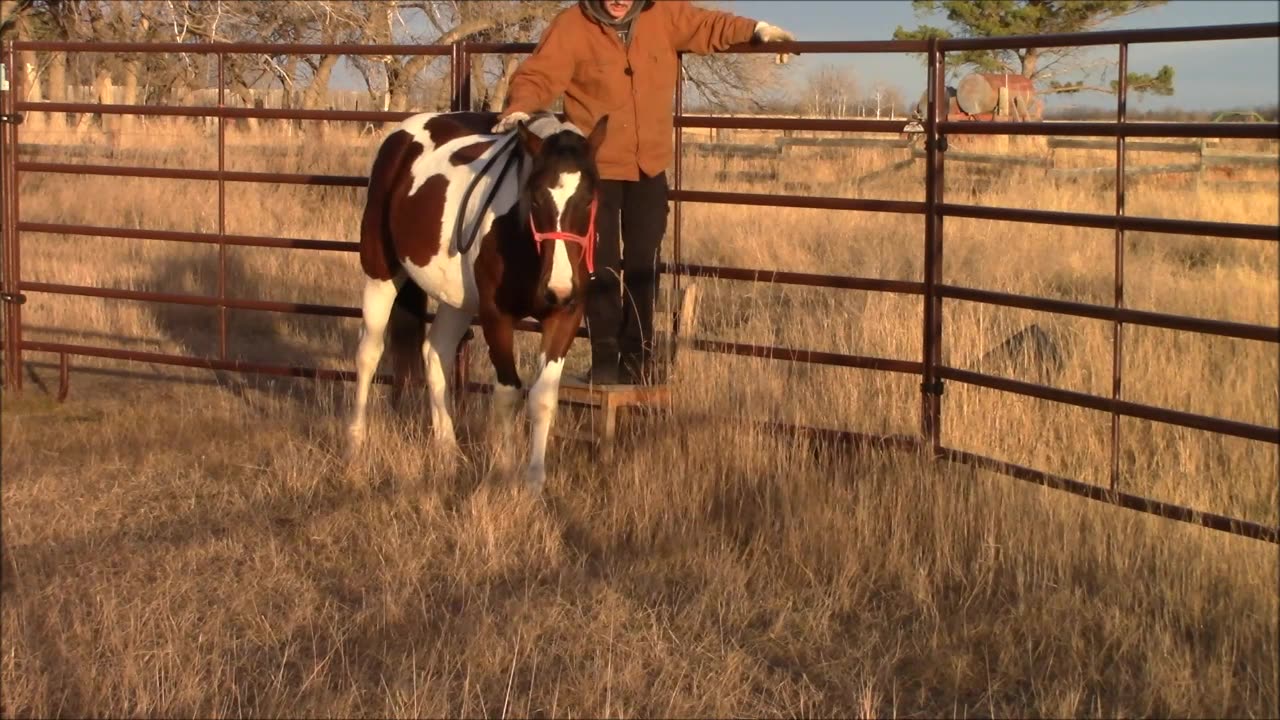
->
[716,0,1280,112]
[335,1,1279,114]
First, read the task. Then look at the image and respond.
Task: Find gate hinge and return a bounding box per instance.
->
[921,379,944,396]
[0,292,26,304]
[929,134,948,153]
[0,113,22,125]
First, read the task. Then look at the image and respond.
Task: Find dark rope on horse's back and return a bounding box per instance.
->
[454,132,524,257]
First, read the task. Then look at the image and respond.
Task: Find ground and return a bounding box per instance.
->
[1,119,1276,717]
[1,358,1275,718]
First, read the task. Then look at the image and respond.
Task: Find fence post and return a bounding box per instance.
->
[450,41,472,399]
[216,51,229,362]
[1,41,25,393]
[1110,43,1129,493]
[450,42,472,112]
[920,37,945,454]
[671,51,684,338]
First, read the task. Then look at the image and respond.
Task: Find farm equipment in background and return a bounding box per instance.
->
[911,72,1045,123]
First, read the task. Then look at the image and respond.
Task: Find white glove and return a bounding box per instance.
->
[753,21,795,65]
[492,111,530,134]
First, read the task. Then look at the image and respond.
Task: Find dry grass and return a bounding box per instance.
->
[2,119,1277,718]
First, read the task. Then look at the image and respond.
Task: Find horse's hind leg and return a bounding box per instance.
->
[423,303,474,454]
[348,275,403,449]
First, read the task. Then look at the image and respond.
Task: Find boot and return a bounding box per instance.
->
[620,347,665,386]
[583,339,621,385]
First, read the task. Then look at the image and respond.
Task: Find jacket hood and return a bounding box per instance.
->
[579,0,652,27]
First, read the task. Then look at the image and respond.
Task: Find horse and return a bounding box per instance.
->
[348,110,608,490]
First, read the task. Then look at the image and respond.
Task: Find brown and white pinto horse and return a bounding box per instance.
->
[349,110,607,490]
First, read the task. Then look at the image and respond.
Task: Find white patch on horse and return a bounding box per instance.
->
[546,171,581,301]
[526,353,564,490]
[399,133,516,311]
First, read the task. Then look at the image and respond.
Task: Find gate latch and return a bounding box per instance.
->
[0,292,26,305]
[0,113,22,125]
[921,379,945,396]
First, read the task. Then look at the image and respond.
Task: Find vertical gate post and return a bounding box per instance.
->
[1,41,25,393]
[450,41,472,398]
[216,50,228,361]
[671,52,684,337]
[1110,43,1129,492]
[920,37,946,453]
[450,42,472,112]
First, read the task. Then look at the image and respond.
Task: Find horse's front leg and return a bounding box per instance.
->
[479,310,522,465]
[526,307,583,492]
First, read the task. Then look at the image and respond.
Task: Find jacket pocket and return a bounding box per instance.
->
[576,58,626,109]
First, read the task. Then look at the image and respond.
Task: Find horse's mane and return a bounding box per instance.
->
[523,111,583,139]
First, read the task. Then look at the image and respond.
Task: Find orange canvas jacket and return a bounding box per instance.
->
[500,0,759,181]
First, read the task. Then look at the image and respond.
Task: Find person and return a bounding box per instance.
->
[492,0,794,385]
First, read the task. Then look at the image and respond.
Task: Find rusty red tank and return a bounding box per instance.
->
[955,73,1041,120]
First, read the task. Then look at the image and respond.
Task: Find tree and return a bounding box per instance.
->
[800,64,856,118]
[892,1,1175,97]
[4,0,785,126]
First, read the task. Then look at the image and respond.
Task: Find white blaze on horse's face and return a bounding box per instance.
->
[544,170,581,304]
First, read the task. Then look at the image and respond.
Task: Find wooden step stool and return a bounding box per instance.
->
[555,283,700,453]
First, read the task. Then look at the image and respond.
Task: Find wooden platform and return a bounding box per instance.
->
[457,284,698,454]
[557,283,697,452]
[554,378,673,454]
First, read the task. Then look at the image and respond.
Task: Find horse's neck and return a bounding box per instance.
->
[512,148,534,227]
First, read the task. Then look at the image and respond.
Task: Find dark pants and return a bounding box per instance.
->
[586,171,669,366]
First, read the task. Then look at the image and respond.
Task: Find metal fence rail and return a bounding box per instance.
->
[1,24,1277,544]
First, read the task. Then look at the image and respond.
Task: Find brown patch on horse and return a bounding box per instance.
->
[471,207,535,317]
[360,129,422,281]
[391,173,450,268]
[423,112,499,148]
[449,139,496,166]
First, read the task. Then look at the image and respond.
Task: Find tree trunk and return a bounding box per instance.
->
[46,52,67,132]
[227,82,258,133]
[302,54,338,109]
[487,55,519,112]
[283,55,298,108]
[121,57,140,134]
[93,68,115,133]
[387,65,413,113]
[14,15,43,131]
[1021,48,1040,78]
[18,50,43,131]
[470,54,487,111]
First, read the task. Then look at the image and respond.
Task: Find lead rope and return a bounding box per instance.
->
[454,132,524,257]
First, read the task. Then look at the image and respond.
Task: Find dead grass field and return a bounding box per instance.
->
[2,118,1277,718]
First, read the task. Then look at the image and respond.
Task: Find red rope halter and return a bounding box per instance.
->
[530,195,598,275]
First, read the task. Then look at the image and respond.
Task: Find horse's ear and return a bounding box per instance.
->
[516,120,543,156]
[586,115,609,158]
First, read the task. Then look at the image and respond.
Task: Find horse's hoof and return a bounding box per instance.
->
[525,466,547,494]
[344,426,367,460]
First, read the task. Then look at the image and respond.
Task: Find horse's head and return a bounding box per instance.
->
[516,115,608,309]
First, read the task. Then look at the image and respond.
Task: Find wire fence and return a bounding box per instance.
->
[1,23,1277,543]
